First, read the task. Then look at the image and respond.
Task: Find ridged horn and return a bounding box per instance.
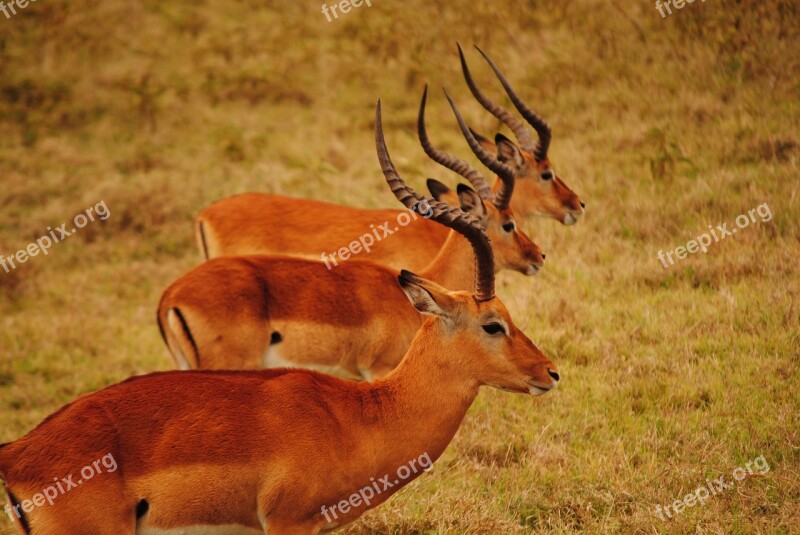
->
[458,43,537,155]
[474,44,552,162]
[443,89,516,212]
[375,100,495,301]
[417,85,494,201]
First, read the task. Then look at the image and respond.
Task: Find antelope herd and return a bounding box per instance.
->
[0,46,583,534]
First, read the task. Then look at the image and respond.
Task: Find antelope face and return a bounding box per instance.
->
[399,271,559,395]
[519,153,585,226]
[478,133,585,225]
[469,296,559,395]
[429,180,545,276]
[487,205,544,276]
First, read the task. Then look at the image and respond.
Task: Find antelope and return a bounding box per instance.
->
[456,44,585,224]
[0,100,559,535]
[157,89,543,377]
[194,48,583,271]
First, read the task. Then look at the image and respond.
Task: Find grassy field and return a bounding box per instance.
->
[1,0,799,533]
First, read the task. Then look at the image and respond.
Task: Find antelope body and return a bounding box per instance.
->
[197,194,449,271]
[0,101,560,535]
[0,278,557,535]
[159,90,541,376]
[196,46,584,269]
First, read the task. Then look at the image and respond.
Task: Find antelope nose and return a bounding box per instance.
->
[541,253,546,260]
[547,369,560,383]
[580,201,586,209]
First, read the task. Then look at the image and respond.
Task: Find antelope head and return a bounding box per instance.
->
[458,43,585,225]
[418,85,544,275]
[377,100,559,394]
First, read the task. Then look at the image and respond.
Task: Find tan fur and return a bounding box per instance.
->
[197,160,577,265]
[0,276,559,534]
[474,136,585,224]
[158,200,543,375]
[197,194,447,270]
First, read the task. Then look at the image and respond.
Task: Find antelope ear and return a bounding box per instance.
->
[495,133,524,169]
[470,127,496,153]
[426,178,450,201]
[398,270,457,318]
[456,184,487,221]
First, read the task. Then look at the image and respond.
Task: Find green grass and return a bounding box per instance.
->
[1,0,798,533]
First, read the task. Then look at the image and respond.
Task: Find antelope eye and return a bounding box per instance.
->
[482,322,506,335]
[502,222,515,233]
[541,171,554,181]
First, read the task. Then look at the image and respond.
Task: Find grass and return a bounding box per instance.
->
[1,0,799,533]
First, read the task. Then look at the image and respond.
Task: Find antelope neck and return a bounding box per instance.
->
[362,322,481,470]
[419,230,480,292]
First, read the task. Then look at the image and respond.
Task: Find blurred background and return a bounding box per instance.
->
[0,0,798,533]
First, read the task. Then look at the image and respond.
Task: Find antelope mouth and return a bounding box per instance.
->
[527,380,555,396]
[526,263,542,275]
[564,206,586,226]
[563,212,579,225]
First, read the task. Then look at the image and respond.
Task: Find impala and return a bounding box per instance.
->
[456,43,585,224]
[0,100,559,535]
[157,89,542,377]
[194,48,583,271]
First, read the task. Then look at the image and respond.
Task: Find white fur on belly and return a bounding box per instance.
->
[262,342,349,377]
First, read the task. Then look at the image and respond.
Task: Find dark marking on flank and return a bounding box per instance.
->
[136,499,149,519]
[156,310,168,347]
[172,307,200,368]
[6,488,31,534]
[197,221,209,260]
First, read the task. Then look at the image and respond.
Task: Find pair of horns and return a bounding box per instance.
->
[459,43,552,163]
[375,101,495,302]
[418,85,516,211]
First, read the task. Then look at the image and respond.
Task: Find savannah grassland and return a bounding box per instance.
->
[0,0,798,533]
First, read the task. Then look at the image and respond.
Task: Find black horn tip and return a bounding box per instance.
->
[375,99,383,127]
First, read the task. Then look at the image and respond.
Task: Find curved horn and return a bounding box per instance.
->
[458,43,537,154]
[474,44,552,162]
[376,100,495,301]
[417,85,494,201]
[443,89,516,212]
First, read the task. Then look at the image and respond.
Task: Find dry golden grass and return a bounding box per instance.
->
[0,0,798,533]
